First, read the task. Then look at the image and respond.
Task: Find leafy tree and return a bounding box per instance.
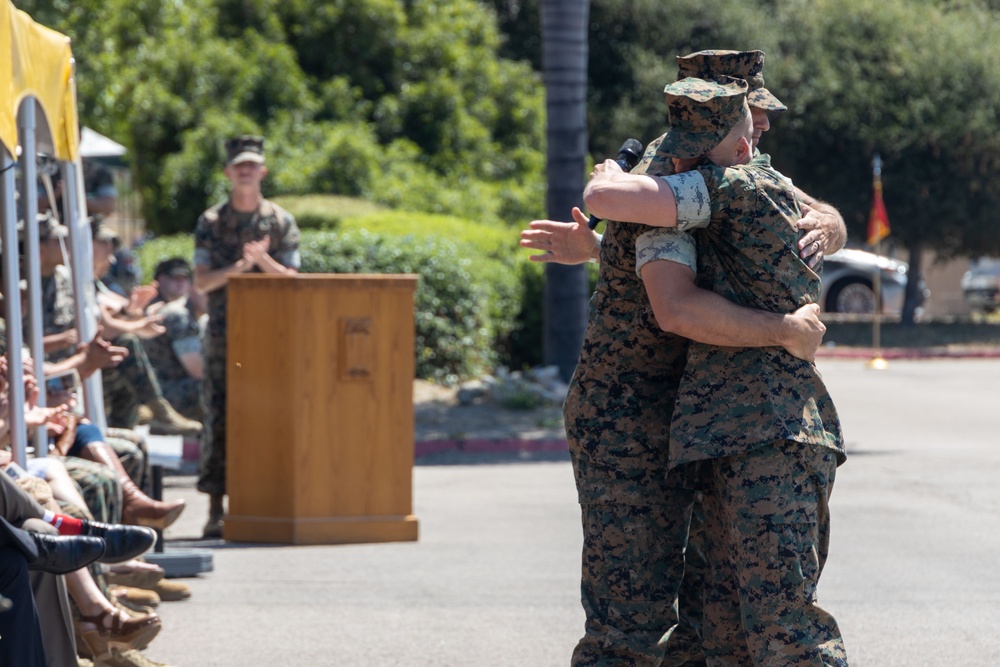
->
[763,0,1000,322]
[18,0,546,232]
[487,0,1000,324]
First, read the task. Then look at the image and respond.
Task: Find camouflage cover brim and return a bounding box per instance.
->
[748,87,787,113]
[658,77,749,159]
[656,126,732,159]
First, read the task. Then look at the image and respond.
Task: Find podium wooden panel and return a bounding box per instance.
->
[224,274,419,544]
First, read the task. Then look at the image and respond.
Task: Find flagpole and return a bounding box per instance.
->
[867,153,888,370]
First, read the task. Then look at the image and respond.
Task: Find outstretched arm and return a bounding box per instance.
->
[520,207,601,264]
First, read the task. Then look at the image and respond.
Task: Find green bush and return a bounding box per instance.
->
[132,209,576,379]
[135,235,196,284]
[300,228,498,383]
[269,194,386,230]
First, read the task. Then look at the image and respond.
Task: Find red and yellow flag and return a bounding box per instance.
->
[867,179,890,246]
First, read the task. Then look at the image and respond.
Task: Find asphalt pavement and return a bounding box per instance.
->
[146,358,1000,666]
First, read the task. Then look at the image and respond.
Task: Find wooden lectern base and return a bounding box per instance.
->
[226,275,420,547]
[224,514,419,546]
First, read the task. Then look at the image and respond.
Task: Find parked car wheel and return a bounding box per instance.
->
[961,258,1000,313]
[820,249,920,316]
[826,278,876,314]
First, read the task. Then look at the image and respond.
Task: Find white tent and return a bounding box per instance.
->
[79,126,126,160]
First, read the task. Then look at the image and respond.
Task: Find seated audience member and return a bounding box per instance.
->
[0,475,162,665]
[12,354,186,530]
[141,257,204,421]
[1,361,170,665]
[33,214,200,437]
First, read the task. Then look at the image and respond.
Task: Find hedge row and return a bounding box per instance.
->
[134,209,566,382]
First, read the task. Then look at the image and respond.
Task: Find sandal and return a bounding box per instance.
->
[77,608,162,659]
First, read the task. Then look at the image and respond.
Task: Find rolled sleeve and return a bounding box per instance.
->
[661,171,712,232]
[635,228,697,277]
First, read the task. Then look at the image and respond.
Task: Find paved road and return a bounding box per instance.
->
[149,359,1000,666]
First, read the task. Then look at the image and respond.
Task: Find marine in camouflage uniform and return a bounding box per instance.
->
[194,136,300,507]
[564,196,695,667]
[567,51,797,667]
[44,264,170,430]
[631,78,847,666]
[36,218,192,432]
[142,296,203,421]
[141,258,205,422]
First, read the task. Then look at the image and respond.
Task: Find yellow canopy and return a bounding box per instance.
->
[0,0,79,162]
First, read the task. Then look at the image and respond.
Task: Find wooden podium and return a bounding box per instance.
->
[224,274,419,545]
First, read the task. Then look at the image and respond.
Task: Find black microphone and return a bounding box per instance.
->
[588,138,644,230]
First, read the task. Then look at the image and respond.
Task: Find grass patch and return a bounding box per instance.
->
[269,194,387,229]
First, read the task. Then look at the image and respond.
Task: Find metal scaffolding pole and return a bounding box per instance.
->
[61,159,107,428]
[1,145,29,466]
[17,100,50,456]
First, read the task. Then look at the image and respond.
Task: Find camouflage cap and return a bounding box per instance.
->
[658,77,750,159]
[225,135,265,166]
[675,50,787,113]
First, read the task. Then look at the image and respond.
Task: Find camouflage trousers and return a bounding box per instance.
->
[59,428,148,524]
[106,427,151,492]
[62,456,122,524]
[103,333,166,429]
[570,465,699,667]
[700,440,847,667]
[661,492,708,667]
[197,331,227,496]
[162,376,205,421]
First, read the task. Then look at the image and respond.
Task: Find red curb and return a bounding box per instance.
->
[414,440,459,457]
[415,438,568,458]
[816,347,1000,360]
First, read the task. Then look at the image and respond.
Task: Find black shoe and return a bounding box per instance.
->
[28,534,106,575]
[81,521,157,564]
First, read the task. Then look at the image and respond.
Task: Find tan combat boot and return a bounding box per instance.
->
[146,397,202,437]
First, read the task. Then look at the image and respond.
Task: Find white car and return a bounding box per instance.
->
[820,248,925,315]
[961,257,1000,313]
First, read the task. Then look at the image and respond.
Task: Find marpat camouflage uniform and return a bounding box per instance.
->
[194,198,300,496]
[622,54,787,665]
[564,124,701,666]
[40,266,76,363]
[62,456,123,524]
[646,140,846,665]
[100,330,170,429]
[141,297,204,421]
[38,267,168,429]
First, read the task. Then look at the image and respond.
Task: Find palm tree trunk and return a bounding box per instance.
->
[540,0,590,381]
[901,240,924,326]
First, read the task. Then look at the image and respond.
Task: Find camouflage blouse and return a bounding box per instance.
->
[194,198,300,335]
[656,153,844,466]
[563,135,691,505]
